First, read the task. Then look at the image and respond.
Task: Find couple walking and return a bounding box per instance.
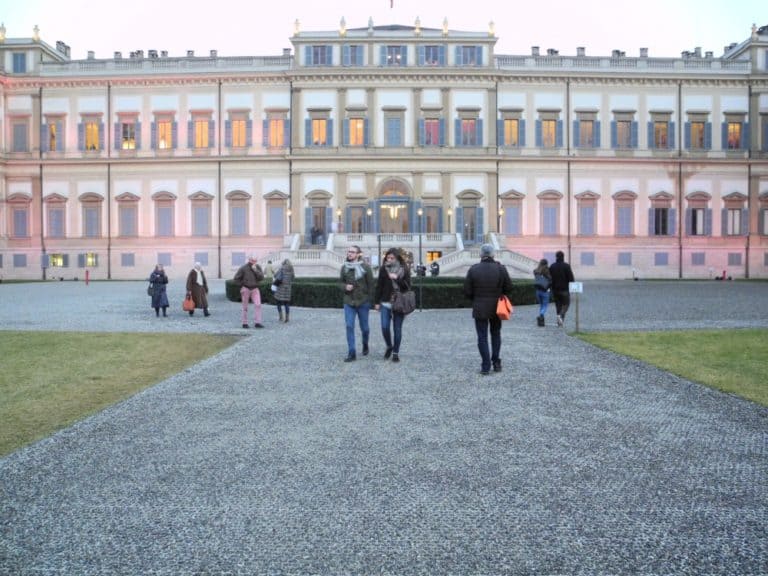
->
[340,245,411,363]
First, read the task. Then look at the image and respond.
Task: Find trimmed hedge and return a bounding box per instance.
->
[225,277,536,308]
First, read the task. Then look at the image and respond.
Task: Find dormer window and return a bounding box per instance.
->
[382,46,407,66]
[455,46,483,66]
[12,53,27,73]
[305,45,332,66]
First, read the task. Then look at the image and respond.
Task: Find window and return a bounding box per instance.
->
[574,112,600,148]
[691,252,706,266]
[650,206,676,236]
[80,116,103,151]
[762,115,768,152]
[578,203,596,236]
[424,206,441,234]
[648,113,674,150]
[115,115,140,150]
[12,53,27,73]
[12,119,29,152]
[13,254,28,268]
[686,204,711,236]
[618,252,632,266]
[306,45,332,66]
[536,112,562,148]
[189,114,213,149]
[685,114,711,150]
[78,253,99,268]
[83,205,100,238]
[419,45,445,66]
[455,112,482,147]
[762,208,768,236]
[538,193,562,236]
[456,46,482,66]
[153,115,177,149]
[158,253,172,267]
[226,112,249,148]
[12,206,29,238]
[723,114,747,151]
[48,254,69,268]
[724,208,745,236]
[728,253,742,266]
[343,116,368,146]
[155,199,174,237]
[43,117,64,153]
[194,253,209,266]
[384,113,403,147]
[121,253,135,267]
[192,200,211,236]
[383,46,407,66]
[499,112,525,148]
[419,117,444,146]
[229,195,248,236]
[654,252,669,266]
[611,113,637,149]
[580,252,595,266]
[616,205,634,236]
[118,203,138,237]
[311,118,329,146]
[502,202,522,236]
[342,45,364,66]
[47,203,66,238]
[264,112,289,148]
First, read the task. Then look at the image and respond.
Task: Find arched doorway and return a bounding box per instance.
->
[377,179,413,233]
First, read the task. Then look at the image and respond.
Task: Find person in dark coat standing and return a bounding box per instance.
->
[148,263,169,317]
[464,243,513,375]
[185,262,210,317]
[273,258,294,323]
[548,250,575,327]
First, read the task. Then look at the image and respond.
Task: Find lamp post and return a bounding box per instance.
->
[447,207,453,235]
[366,207,372,234]
[287,208,292,234]
[497,207,504,234]
[417,207,423,311]
[336,208,342,235]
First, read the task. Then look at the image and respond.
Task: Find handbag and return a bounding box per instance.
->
[182,292,195,312]
[392,289,416,315]
[496,295,513,320]
[147,283,153,296]
[534,274,550,290]
[273,268,283,286]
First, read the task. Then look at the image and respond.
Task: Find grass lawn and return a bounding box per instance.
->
[0,331,239,457]
[578,328,768,407]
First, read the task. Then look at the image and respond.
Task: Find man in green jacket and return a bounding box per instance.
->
[339,245,374,362]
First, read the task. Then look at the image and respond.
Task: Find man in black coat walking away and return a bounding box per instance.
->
[464,244,513,375]
[549,250,575,328]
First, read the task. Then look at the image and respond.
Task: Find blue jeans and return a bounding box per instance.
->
[535,289,550,316]
[344,303,370,355]
[379,305,404,353]
[474,316,501,372]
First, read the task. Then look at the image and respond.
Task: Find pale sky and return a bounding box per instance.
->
[0,0,764,60]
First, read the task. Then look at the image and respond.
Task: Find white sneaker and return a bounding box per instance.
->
[557,315,564,327]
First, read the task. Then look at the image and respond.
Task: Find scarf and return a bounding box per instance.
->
[385,261,403,288]
[343,260,366,280]
[195,269,204,286]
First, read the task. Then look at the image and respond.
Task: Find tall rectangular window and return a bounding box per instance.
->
[504,119,520,147]
[649,113,674,150]
[194,119,209,148]
[384,46,407,66]
[456,46,482,66]
[12,121,29,152]
[616,205,634,236]
[121,121,137,150]
[154,117,175,150]
[689,208,706,236]
[726,122,743,150]
[423,119,440,146]
[342,45,364,66]
[47,206,66,238]
[615,120,632,148]
[264,113,288,148]
[156,205,174,237]
[230,119,247,148]
[83,117,102,151]
[653,207,669,236]
[686,116,711,150]
[348,118,366,146]
[542,205,558,236]
[306,45,332,66]
[12,53,27,73]
[459,119,478,146]
[83,205,101,238]
[726,208,742,236]
[385,116,403,147]
[578,204,596,236]
[421,45,444,66]
[579,120,595,148]
[44,119,64,153]
[12,207,29,238]
[541,119,557,148]
[119,204,138,237]
[192,205,211,236]
[312,118,328,146]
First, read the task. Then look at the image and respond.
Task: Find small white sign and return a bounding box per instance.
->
[569,281,583,294]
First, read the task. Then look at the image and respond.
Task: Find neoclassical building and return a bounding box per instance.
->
[1,19,767,280]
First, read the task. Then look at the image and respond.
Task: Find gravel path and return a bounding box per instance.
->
[1,279,766,575]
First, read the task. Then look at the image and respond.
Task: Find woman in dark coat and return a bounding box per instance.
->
[274,258,295,323]
[373,247,412,363]
[149,264,170,317]
[185,262,210,316]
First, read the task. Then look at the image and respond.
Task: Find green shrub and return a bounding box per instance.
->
[225,278,536,308]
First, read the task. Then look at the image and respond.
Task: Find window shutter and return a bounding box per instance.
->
[685,208,692,235]
[400,46,407,66]
[379,46,386,66]
[327,119,333,146]
[705,208,713,236]
[610,121,617,148]
[304,46,312,65]
[455,119,461,146]
[114,123,121,150]
[455,46,462,65]
[684,122,691,149]
[668,122,675,149]
[742,122,750,149]
[647,122,654,149]
[284,120,291,147]
[188,121,194,148]
[475,207,484,243]
[342,45,350,66]
[135,122,142,149]
[721,122,728,149]
[170,122,177,149]
[246,119,252,147]
[343,119,350,146]
[78,254,85,268]
[476,118,483,146]
[476,46,483,66]
[556,120,563,148]
[742,209,749,235]
[456,209,464,238]
[262,119,269,147]
[326,46,333,65]
[40,124,48,152]
[668,208,676,235]
[631,121,638,148]
[438,118,445,146]
[363,119,369,146]
[417,46,425,66]
[594,121,601,147]
[208,121,214,148]
[418,119,425,146]
[519,120,526,146]
[304,207,313,242]
[721,208,728,236]
[78,124,85,151]
[704,123,712,149]
[497,120,505,146]
[438,46,446,66]
[56,122,64,151]
[225,120,232,147]
[648,208,655,235]
[535,120,542,147]
[760,209,766,236]
[763,121,768,152]
[151,122,157,149]
[573,121,580,147]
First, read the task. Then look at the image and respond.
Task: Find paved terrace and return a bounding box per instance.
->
[0,279,766,575]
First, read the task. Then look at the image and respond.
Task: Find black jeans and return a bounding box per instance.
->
[474,316,501,372]
[553,290,571,318]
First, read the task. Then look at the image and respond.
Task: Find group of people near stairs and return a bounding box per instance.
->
[147,245,575,376]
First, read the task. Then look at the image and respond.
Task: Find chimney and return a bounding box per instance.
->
[576,47,585,57]
[531,46,539,56]
[87,50,95,59]
[547,48,559,56]
[148,49,158,58]
[161,50,168,58]
[136,49,144,59]
[210,49,217,58]
[612,49,621,58]
[187,50,194,57]
[283,47,291,56]
[694,46,702,58]
[114,51,122,59]
[705,51,713,59]
[640,47,648,58]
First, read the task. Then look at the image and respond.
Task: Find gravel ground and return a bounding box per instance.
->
[0,279,766,575]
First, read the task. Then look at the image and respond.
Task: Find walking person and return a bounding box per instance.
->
[274,258,294,323]
[533,258,552,327]
[234,254,264,328]
[463,244,513,375]
[340,245,374,362]
[148,263,169,317]
[185,262,210,317]
[374,248,411,363]
[549,250,575,327]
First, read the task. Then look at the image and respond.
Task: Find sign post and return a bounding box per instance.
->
[568,281,583,333]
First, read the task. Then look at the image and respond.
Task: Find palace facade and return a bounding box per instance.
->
[1,19,768,280]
